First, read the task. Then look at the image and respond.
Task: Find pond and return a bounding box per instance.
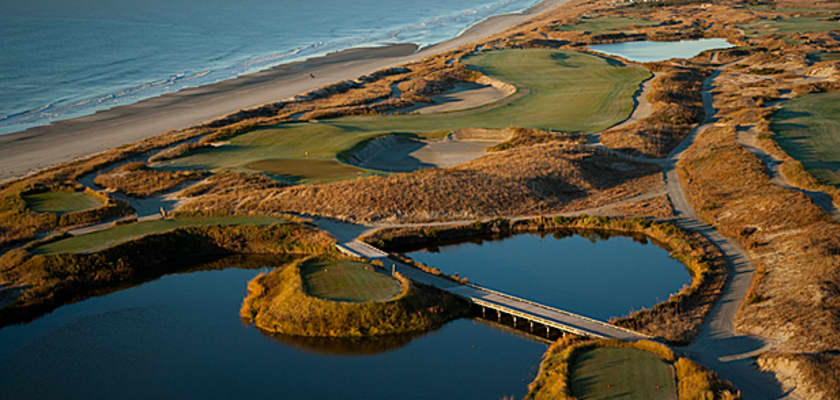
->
[407,231,692,321]
[0,256,546,400]
[588,38,734,63]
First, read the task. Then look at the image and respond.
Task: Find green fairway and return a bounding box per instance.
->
[244,159,369,183]
[741,14,840,35]
[162,49,650,182]
[570,347,677,400]
[552,16,657,32]
[772,91,840,186]
[24,191,103,215]
[302,260,402,302]
[33,216,286,255]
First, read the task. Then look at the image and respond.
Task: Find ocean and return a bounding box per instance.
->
[0,0,540,135]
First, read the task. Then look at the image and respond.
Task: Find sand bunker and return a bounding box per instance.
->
[344,130,510,172]
[399,76,516,115]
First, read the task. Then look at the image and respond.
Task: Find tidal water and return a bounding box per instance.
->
[408,231,692,321]
[0,0,541,135]
[0,256,546,399]
[588,38,734,63]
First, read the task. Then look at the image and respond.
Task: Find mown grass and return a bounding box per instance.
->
[23,191,103,215]
[552,16,658,32]
[740,15,840,35]
[771,91,840,186]
[570,347,677,400]
[33,216,285,255]
[244,159,370,184]
[302,260,401,302]
[163,49,649,181]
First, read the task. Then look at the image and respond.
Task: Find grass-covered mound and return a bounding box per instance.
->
[241,257,468,337]
[525,337,740,400]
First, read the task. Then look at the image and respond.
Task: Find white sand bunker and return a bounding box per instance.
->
[345,129,511,172]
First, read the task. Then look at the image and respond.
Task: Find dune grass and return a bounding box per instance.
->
[570,347,677,400]
[302,260,401,302]
[552,16,657,32]
[33,216,286,255]
[163,49,649,182]
[23,191,103,215]
[771,91,840,186]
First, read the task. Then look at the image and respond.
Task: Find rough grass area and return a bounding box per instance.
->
[23,191,103,215]
[570,347,676,400]
[244,159,369,184]
[772,91,840,186]
[302,261,401,302]
[240,256,468,337]
[33,216,286,255]
[93,162,208,198]
[162,49,649,181]
[552,16,657,32]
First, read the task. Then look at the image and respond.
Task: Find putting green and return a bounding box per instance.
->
[772,90,840,186]
[570,347,677,400]
[24,191,103,215]
[302,261,401,302]
[33,216,286,255]
[162,49,650,182]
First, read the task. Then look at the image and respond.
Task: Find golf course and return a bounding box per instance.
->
[159,49,650,183]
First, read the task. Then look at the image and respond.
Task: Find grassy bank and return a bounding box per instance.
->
[363,215,728,344]
[32,216,287,255]
[524,337,739,400]
[0,222,334,327]
[302,260,401,302]
[162,49,650,181]
[240,256,468,337]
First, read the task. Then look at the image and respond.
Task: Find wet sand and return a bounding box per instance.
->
[0,0,567,182]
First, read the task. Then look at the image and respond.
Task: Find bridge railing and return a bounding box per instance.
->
[463,282,651,339]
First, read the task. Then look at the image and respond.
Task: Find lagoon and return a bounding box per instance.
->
[588,38,734,63]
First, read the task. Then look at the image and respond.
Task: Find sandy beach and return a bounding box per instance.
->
[0,0,567,182]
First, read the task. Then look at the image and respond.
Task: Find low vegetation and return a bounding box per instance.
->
[0,222,334,326]
[240,256,468,337]
[364,214,727,344]
[93,162,209,197]
[485,127,585,153]
[524,337,738,400]
[551,15,658,33]
[180,145,663,224]
[757,352,840,400]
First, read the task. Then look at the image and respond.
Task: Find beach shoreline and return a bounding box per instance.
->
[0,0,567,183]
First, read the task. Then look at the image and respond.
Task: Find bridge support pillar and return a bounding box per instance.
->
[546,326,550,336]
[512,316,517,327]
[529,321,534,332]
[497,309,501,322]
[481,306,485,318]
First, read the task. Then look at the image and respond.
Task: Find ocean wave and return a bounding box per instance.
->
[0,0,539,134]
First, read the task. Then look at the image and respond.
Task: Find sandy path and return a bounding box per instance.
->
[0,0,568,183]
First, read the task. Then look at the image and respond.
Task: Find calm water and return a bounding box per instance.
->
[588,38,734,63]
[0,0,540,135]
[408,231,692,321]
[0,256,546,399]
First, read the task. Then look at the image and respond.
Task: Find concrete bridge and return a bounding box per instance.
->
[337,240,649,341]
